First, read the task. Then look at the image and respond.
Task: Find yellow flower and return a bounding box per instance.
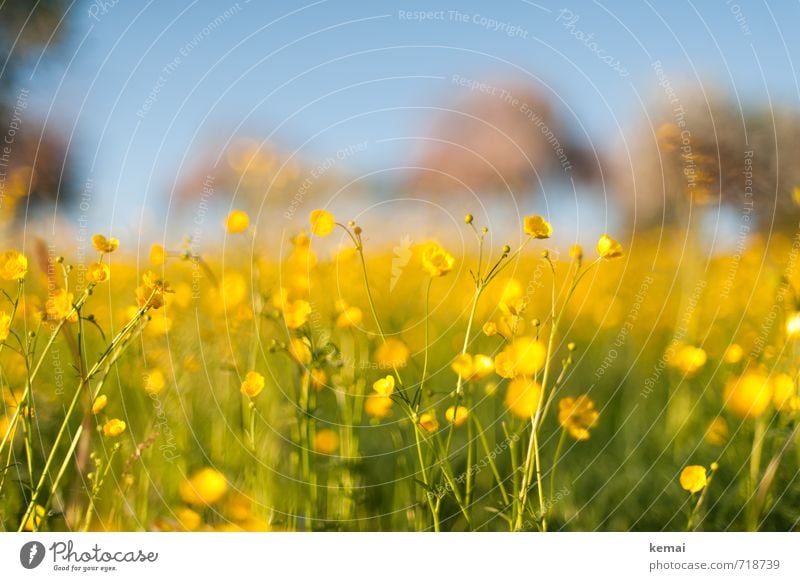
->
[504,377,542,419]
[240,371,265,398]
[786,312,800,340]
[102,418,127,437]
[482,322,498,337]
[372,375,395,396]
[307,368,327,391]
[92,395,108,414]
[179,468,228,505]
[421,243,455,277]
[149,244,167,265]
[141,369,165,395]
[175,506,202,531]
[679,465,708,493]
[558,395,599,441]
[772,373,797,413]
[704,417,729,445]
[569,243,584,260]
[596,233,623,259]
[336,306,363,328]
[87,261,110,284]
[225,210,250,233]
[418,411,439,433]
[451,353,494,381]
[314,429,340,454]
[46,289,77,322]
[375,338,410,369]
[0,311,10,342]
[92,234,119,254]
[309,209,335,236]
[365,393,393,418]
[445,405,469,427]
[0,250,27,280]
[288,338,312,365]
[724,370,772,419]
[723,343,744,364]
[283,299,311,329]
[23,504,46,531]
[494,337,546,379]
[669,344,707,376]
[136,271,171,309]
[523,215,552,238]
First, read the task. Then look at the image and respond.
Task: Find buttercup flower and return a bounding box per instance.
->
[421,243,455,277]
[418,411,439,433]
[669,344,707,376]
[365,393,393,419]
[494,337,546,379]
[87,262,110,284]
[309,209,335,236]
[723,370,772,419]
[482,322,498,337]
[149,244,167,265]
[451,353,494,381]
[239,371,264,397]
[523,215,552,239]
[558,395,599,441]
[288,338,312,365]
[336,306,363,328]
[679,465,708,493]
[240,371,265,398]
[91,395,108,414]
[0,250,27,280]
[46,289,77,322]
[92,234,119,254]
[772,373,798,413]
[504,377,542,419]
[569,243,584,260]
[179,468,228,505]
[226,210,250,234]
[597,234,623,259]
[372,375,395,396]
[102,418,127,437]
[314,429,340,454]
[283,299,312,329]
[375,338,410,369]
[445,405,469,427]
[723,343,744,364]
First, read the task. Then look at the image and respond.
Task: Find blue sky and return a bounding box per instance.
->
[19,0,800,241]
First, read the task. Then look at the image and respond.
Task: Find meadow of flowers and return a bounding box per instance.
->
[1,207,799,532]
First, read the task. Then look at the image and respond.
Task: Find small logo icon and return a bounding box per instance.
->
[390,235,413,291]
[20,541,46,569]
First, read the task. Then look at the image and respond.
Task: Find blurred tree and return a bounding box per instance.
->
[409,81,599,198]
[1,0,75,225]
[613,89,800,233]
